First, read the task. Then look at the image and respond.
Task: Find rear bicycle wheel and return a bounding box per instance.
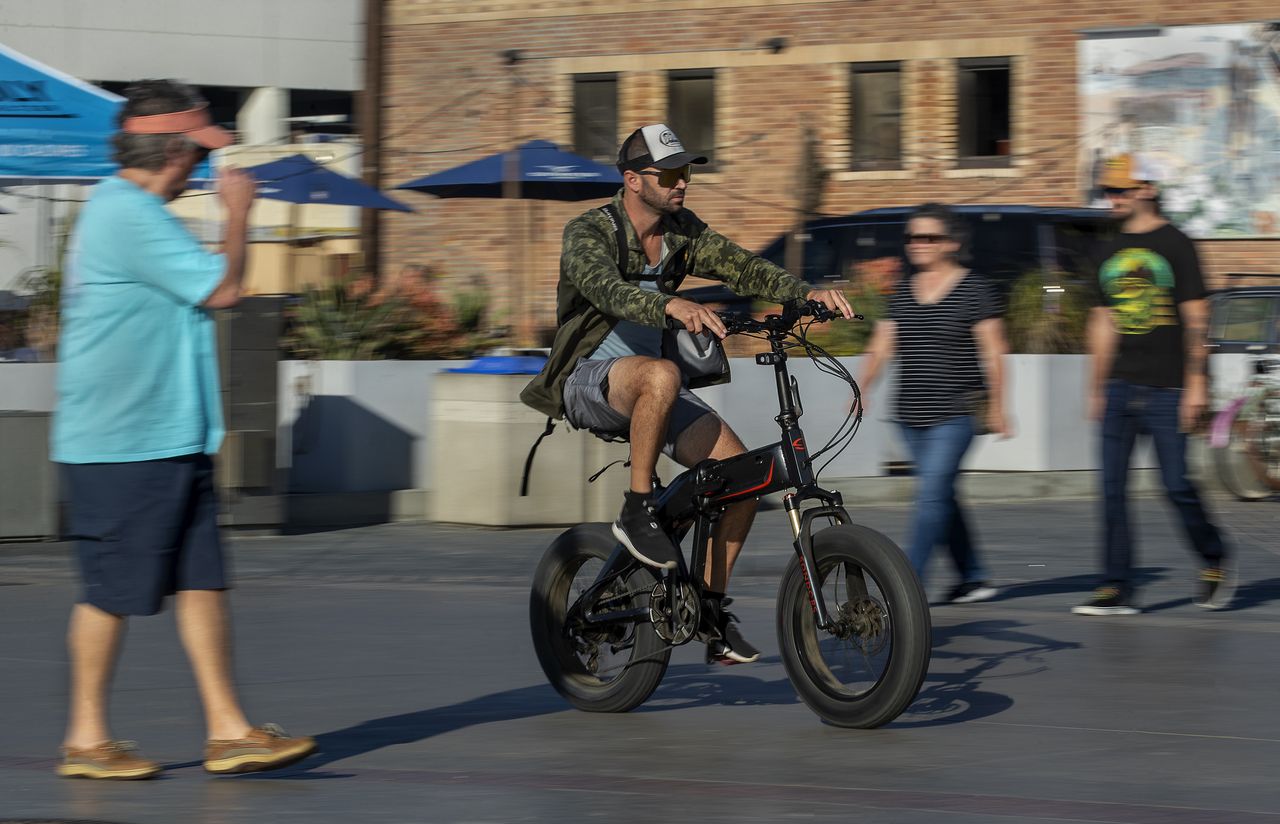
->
[777,524,931,729]
[530,523,670,713]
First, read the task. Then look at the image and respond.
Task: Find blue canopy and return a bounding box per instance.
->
[0,44,124,183]
[199,153,413,211]
[396,140,621,201]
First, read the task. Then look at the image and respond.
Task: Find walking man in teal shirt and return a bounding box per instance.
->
[52,80,314,779]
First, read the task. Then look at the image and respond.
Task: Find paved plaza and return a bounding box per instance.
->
[2,495,1279,823]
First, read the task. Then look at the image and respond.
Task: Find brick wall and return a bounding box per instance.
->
[382,0,1280,335]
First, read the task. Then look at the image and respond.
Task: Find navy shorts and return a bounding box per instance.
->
[63,453,227,616]
[562,356,717,459]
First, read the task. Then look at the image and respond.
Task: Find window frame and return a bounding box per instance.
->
[955,56,1013,169]
[849,61,904,171]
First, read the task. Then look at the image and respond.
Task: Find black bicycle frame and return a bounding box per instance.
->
[575,316,853,634]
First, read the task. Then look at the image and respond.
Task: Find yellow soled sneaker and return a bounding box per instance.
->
[57,740,161,780]
[204,723,316,774]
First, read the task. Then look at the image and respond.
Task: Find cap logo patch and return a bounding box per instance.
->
[658,129,680,148]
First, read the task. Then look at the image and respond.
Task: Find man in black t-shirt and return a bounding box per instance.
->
[1074,154,1232,615]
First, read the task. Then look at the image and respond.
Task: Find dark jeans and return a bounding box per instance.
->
[899,415,987,586]
[1100,379,1225,595]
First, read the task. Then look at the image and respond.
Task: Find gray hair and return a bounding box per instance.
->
[110,79,208,171]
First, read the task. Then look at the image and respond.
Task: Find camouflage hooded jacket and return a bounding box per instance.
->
[520,189,810,419]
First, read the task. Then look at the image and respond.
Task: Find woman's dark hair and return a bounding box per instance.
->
[110,79,207,171]
[909,202,970,263]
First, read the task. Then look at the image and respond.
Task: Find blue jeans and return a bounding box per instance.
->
[899,415,986,585]
[1100,380,1225,595]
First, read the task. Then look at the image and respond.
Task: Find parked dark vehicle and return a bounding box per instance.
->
[681,205,1113,310]
[1208,285,1280,353]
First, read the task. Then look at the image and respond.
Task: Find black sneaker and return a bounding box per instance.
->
[947,581,997,604]
[1194,561,1235,610]
[1071,586,1138,616]
[612,491,679,570]
[701,597,760,665]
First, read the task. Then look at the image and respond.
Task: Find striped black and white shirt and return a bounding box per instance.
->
[888,272,999,428]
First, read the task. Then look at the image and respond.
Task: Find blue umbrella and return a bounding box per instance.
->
[395,140,621,201]
[219,154,414,211]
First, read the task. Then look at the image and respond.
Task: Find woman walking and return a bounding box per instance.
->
[857,203,1010,602]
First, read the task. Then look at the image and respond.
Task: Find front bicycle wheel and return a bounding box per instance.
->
[777,524,931,728]
[530,523,670,713]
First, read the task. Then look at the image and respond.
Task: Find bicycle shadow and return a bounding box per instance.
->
[222,622,1077,778]
[640,618,1078,729]
[892,619,1081,729]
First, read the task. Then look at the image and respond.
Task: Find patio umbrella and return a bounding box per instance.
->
[237,154,414,212]
[200,153,413,289]
[396,140,622,343]
[395,140,620,201]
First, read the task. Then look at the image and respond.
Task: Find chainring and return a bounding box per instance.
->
[648,580,701,645]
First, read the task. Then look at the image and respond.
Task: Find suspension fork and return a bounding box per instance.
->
[783,494,851,631]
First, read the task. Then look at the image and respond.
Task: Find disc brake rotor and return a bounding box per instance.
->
[833,597,889,655]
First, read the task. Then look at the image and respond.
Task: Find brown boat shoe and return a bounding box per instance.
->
[57,740,162,780]
[204,723,316,774]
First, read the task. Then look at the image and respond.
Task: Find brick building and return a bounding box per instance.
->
[379,0,1279,339]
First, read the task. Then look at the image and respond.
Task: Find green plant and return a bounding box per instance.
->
[1004,270,1089,354]
[282,277,439,360]
[450,285,489,334]
[793,280,889,356]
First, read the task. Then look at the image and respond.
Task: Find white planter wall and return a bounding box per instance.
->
[3,355,1249,494]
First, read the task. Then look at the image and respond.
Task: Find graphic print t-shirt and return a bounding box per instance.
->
[1088,223,1206,389]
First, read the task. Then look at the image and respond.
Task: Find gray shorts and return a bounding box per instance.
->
[562,357,717,459]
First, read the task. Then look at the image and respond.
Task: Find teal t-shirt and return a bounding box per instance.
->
[52,175,227,463]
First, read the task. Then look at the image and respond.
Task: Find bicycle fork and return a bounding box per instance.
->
[783,493,851,631]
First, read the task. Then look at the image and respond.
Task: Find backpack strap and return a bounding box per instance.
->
[598,204,629,276]
[519,416,557,497]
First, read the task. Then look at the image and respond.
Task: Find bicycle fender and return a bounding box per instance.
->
[1209,397,1247,448]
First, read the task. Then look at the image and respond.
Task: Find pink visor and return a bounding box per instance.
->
[122,104,233,150]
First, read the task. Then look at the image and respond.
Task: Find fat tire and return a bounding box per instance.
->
[530,523,670,713]
[776,524,931,728]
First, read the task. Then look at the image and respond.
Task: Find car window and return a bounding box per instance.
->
[966,213,1041,287]
[841,221,907,295]
[1210,295,1277,344]
[1052,218,1114,281]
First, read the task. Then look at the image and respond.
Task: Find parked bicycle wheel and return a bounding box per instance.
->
[530,523,670,713]
[776,524,931,728]
[1214,392,1280,501]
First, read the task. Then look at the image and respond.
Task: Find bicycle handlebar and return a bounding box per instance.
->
[665,299,858,336]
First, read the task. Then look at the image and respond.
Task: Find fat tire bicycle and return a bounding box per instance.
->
[529,301,931,728]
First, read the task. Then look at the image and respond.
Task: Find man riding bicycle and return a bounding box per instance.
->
[521,124,852,664]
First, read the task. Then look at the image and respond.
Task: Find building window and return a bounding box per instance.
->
[572,73,618,164]
[850,62,902,169]
[956,57,1012,167]
[667,69,716,169]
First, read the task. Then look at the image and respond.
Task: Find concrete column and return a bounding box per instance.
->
[238,86,289,147]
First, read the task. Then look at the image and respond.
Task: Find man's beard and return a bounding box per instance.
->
[639,182,683,215]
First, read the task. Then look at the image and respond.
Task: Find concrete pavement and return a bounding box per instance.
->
[2,495,1279,823]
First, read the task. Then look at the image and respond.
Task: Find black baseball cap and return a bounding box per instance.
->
[617,124,708,172]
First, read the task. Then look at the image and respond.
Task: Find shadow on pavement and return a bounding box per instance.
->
[892,619,1081,729]
[224,619,1079,777]
[989,566,1168,602]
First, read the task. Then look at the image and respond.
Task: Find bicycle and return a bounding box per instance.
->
[529,300,931,728]
[1211,353,1280,501]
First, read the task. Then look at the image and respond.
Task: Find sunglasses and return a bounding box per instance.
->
[905,233,949,245]
[635,166,692,187]
[1102,186,1138,196]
